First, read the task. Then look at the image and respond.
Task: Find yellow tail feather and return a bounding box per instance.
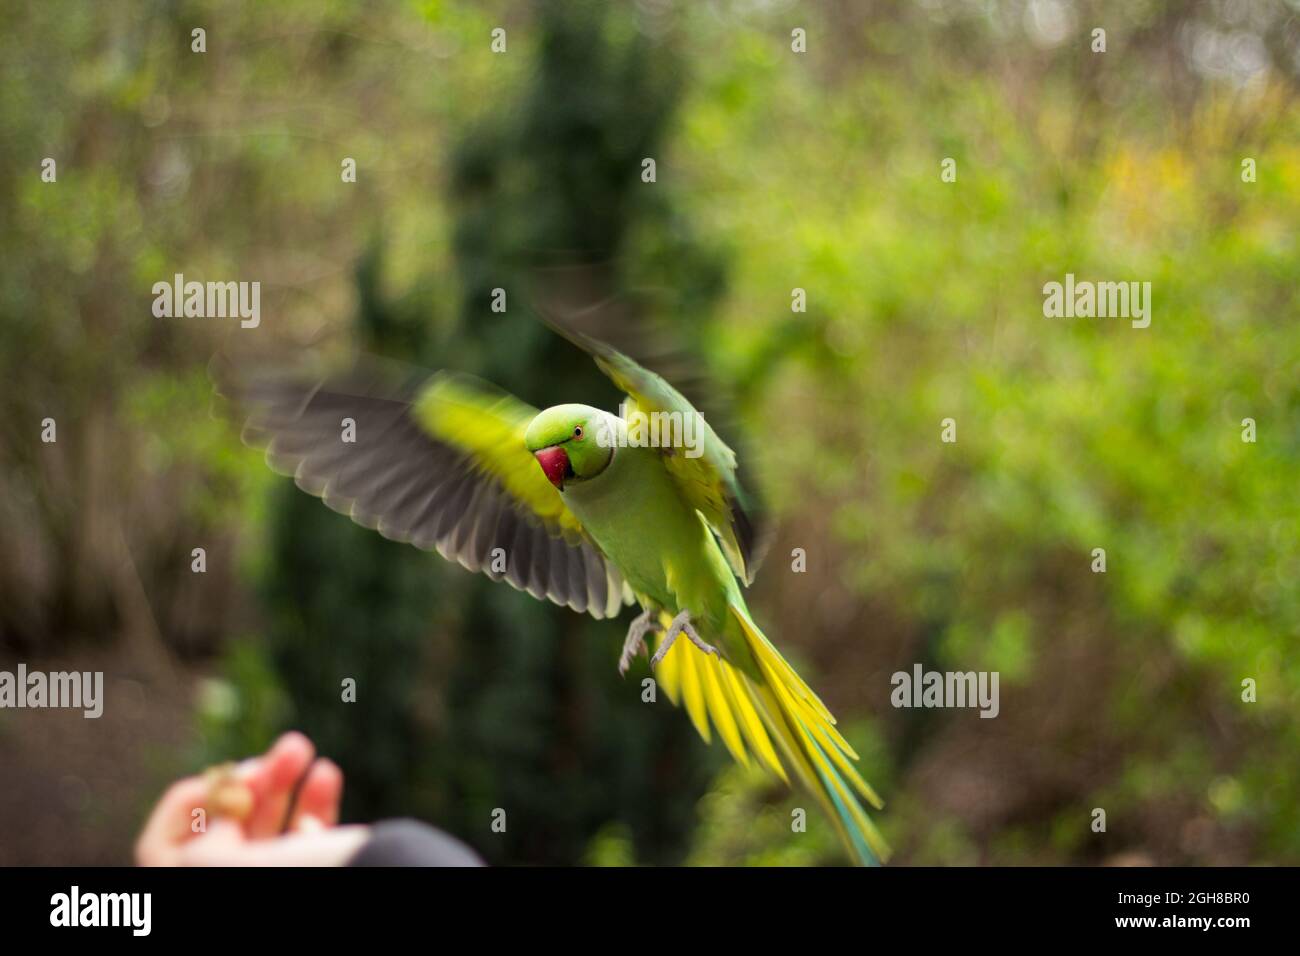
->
[652,607,889,865]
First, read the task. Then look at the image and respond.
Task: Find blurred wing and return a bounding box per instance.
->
[547,322,762,584]
[224,363,631,619]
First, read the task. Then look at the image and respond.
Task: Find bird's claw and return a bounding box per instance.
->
[649,608,717,668]
[619,609,661,677]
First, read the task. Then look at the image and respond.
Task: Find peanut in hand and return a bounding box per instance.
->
[203,763,254,821]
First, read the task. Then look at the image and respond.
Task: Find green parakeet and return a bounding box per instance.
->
[226,327,888,865]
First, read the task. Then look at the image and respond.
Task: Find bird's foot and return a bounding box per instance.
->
[618,609,662,677]
[649,608,718,667]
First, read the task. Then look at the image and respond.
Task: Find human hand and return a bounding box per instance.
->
[135,731,369,866]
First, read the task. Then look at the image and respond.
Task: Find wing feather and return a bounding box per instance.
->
[542,319,766,583]
[219,362,632,619]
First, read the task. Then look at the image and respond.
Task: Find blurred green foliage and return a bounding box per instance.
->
[1,1,1297,865]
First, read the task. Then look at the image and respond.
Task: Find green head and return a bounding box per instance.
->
[524,404,614,491]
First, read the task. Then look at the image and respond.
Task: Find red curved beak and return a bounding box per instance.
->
[533,446,571,490]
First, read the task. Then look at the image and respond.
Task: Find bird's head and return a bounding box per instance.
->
[524,404,614,492]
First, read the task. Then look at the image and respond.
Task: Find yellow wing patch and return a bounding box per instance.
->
[413,373,586,540]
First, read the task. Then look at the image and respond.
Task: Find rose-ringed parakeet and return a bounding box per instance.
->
[226,328,888,865]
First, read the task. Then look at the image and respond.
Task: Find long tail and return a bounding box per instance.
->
[653,605,889,865]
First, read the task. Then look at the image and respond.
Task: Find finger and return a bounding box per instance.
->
[239,732,313,803]
[291,759,343,830]
[135,777,210,867]
[245,731,316,838]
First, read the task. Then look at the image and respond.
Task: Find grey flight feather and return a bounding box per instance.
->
[221,368,629,620]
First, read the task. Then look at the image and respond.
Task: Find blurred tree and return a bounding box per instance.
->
[242,0,726,864]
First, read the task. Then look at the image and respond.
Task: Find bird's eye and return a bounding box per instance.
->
[573,425,584,440]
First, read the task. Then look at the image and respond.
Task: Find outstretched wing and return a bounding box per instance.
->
[220,361,631,618]
[545,322,764,585]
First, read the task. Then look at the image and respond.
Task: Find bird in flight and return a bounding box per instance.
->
[223,323,888,865]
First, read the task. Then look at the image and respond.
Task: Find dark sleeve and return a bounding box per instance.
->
[346,818,485,867]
